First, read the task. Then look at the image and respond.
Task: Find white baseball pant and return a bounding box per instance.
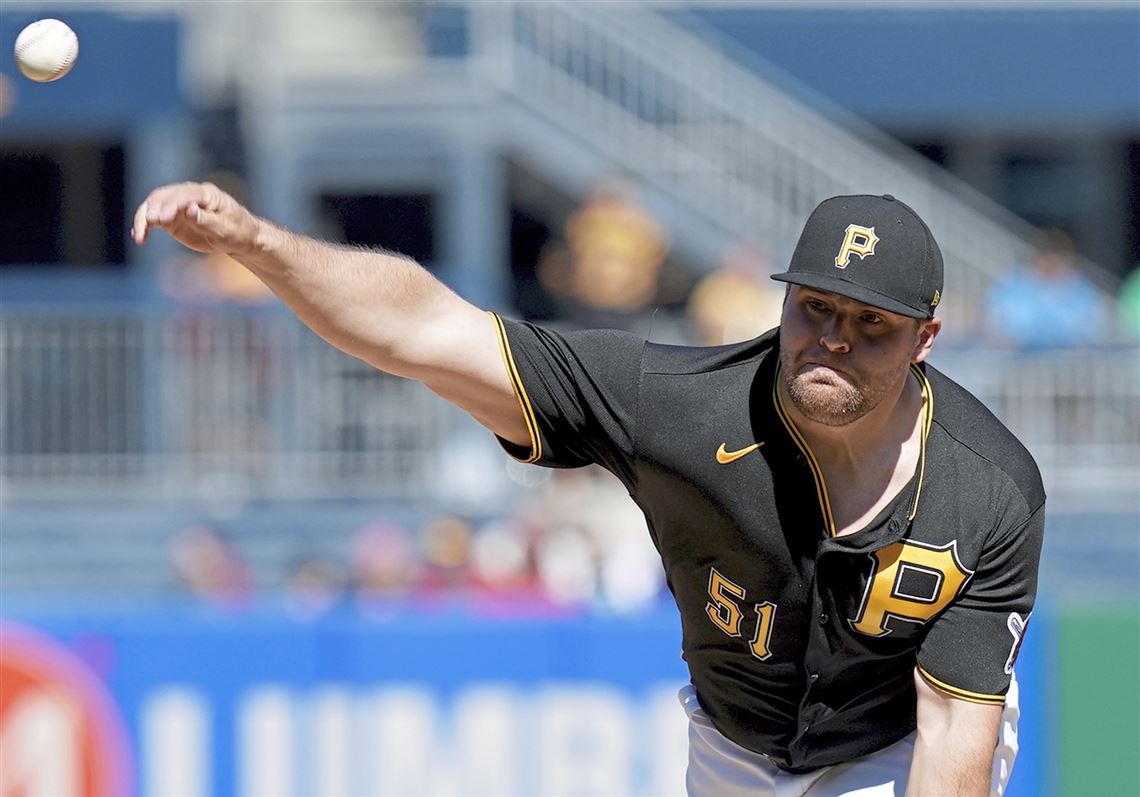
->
[679,673,1020,797]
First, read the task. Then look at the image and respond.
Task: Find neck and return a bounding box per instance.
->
[781,368,921,473]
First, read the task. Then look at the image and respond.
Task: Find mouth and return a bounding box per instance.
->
[799,362,853,383]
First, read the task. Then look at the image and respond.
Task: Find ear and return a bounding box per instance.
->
[911,317,941,364]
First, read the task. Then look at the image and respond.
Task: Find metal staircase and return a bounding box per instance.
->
[465,2,1118,329]
[213,0,1118,333]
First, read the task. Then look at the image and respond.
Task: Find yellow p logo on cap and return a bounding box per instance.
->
[835,224,879,268]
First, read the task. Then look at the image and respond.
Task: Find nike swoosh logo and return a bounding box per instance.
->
[716,442,764,464]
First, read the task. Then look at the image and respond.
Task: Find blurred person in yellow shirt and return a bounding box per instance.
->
[687,240,784,345]
[564,179,669,314]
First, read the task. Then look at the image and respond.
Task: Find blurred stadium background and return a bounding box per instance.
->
[0,1,1137,795]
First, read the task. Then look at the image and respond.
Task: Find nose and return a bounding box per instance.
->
[819,317,850,354]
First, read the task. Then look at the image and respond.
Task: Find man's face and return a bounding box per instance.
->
[778,286,937,427]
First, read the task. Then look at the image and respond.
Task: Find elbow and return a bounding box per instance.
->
[359,298,484,382]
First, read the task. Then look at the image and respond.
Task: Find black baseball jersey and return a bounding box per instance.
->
[488,313,1045,772]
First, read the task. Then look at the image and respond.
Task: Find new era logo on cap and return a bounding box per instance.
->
[772,194,944,319]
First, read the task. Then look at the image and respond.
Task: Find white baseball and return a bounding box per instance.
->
[14,19,79,83]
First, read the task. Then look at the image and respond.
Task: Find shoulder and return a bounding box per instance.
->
[642,328,779,376]
[923,363,1045,512]
[496,316,647,367]
[496,316,778,410]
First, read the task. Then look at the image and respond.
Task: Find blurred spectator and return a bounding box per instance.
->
[283,554,346,620]
[469,518,540,596]
[414,514,476,594]
[350,522,420,609]
[687,240,784,345]
[983,229,1110,350]
[534,523,599,609]
[539,179,670,325]
[1117,263,1140,343]
[466,517,563,617]
[169,524,253,608]
[599,535,666,615]
[519,466,667,613]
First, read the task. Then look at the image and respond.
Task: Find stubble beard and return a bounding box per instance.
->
[781,354,907,428]
[784,367,869,427]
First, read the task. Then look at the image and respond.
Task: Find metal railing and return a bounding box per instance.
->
[928,348,1140,506]
[2,310,1136,508]
[0,310,461,502]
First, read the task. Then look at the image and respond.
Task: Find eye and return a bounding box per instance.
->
[805,299,829,313]
[859,312,884,325]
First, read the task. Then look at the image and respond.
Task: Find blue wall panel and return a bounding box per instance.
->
[681,7,1140,131]
[0,604,1050,796]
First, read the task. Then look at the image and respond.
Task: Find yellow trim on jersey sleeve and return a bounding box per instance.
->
[488,311,541,464]
[917,664,1007,706]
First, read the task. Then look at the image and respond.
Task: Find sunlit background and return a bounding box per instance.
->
[1,2,1137,796]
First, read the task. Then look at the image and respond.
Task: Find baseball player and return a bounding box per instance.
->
[134,186,1044,796]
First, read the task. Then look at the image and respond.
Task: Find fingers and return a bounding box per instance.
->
[131,182,217,245]
[131,200,150,244]
[131,181,258,257]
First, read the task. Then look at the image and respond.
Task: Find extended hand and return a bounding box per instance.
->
[132,181,261,255]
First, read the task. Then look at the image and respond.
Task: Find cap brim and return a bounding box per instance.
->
[770,272,930,318]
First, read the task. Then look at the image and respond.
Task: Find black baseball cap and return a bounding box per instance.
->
[771,194,943,318]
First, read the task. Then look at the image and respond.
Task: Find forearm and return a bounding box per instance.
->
[239,220,477,377]
[906,727,992,797]
[906,669,1002,797]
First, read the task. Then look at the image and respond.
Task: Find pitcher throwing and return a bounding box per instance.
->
[135,187,1043,796]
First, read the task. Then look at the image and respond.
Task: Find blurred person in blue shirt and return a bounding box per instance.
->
[983,229,1109,350]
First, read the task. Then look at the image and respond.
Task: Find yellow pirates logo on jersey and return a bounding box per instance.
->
[850,539,973,637]
[835,224,880,269]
